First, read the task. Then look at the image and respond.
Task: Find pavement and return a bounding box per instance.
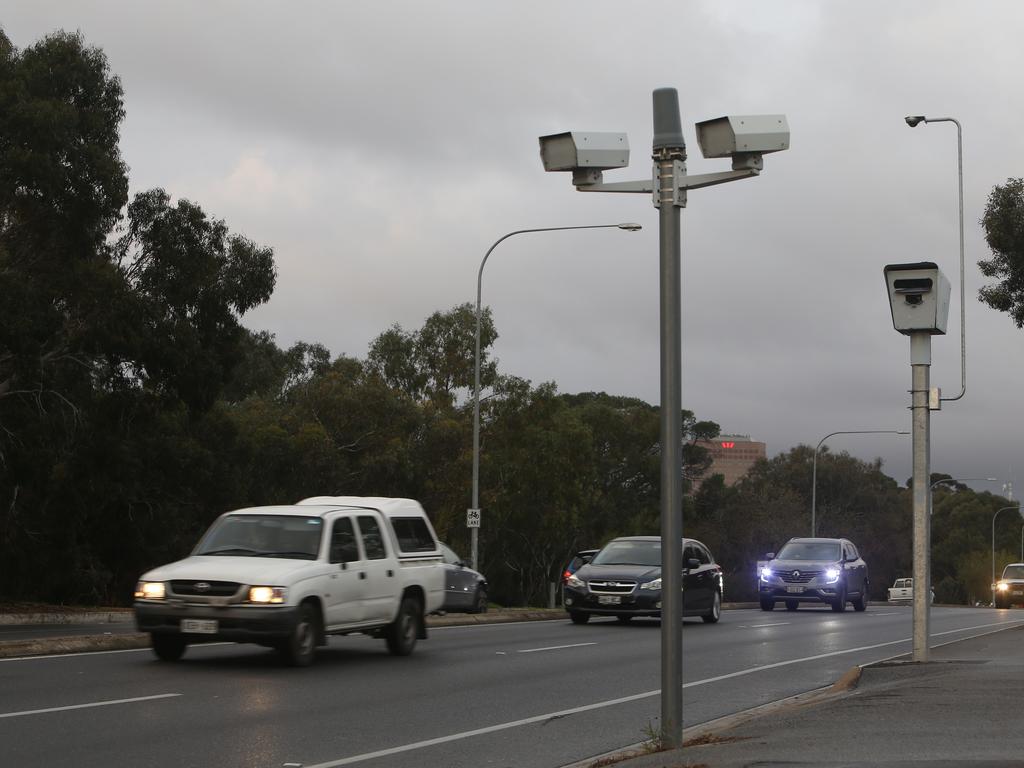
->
[568,622,1024,768]
[8,604,1022,768]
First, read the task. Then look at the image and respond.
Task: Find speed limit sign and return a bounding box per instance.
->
[466,508,481,528]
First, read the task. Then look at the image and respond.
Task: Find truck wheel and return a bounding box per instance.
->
[151,633,186,662]
[569,610,590,624]
[386,595,422,656]
[279,603,318,666]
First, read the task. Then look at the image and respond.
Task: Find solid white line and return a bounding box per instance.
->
[742,622,791,628]
[517,642,596,654]
[294,618,1024,766]
[0,693,181,719]
[871,612,899,616]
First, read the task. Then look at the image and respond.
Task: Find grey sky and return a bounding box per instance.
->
[6,1,1023,492]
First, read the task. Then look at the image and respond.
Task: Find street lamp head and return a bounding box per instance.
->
[905,116,927,127]
[618,223,643,231]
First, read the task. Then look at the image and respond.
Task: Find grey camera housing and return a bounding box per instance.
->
[695,115,789,170]
[538,132,630,172]
[883,262,951,335]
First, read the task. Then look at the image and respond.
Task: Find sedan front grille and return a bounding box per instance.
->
[780,570,820,584]
[169,580,242,597]
[588,580,637,595]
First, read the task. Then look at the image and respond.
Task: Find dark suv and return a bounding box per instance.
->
[563,536,723,624]
[759,537,868,612]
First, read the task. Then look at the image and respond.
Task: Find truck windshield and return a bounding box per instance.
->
[194,515,323,559]
[776,541,842,561]
[1002,565,1024,579]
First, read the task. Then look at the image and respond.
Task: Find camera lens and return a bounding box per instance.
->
[905,294,923,306]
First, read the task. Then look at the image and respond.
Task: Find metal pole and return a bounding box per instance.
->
[471,224,640,571]
[910,333,931,662]
[811,430,907,537]
[652,87,685,750]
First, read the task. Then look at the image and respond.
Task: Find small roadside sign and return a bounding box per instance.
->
[466,508,481,528]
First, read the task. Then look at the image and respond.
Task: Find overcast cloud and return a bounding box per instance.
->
[6,0,1024,493]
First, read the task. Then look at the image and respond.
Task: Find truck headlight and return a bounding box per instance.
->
[248,586,287,604]
[566,574,585,589]
[640,578,662,591]
[134,581,166,600]
[997,582,1009,592]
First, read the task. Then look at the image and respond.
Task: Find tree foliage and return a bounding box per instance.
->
[979,178,1024,326]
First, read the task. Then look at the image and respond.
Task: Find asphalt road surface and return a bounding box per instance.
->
[2,606,1021,768]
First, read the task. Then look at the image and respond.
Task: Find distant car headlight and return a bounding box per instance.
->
[640,578,662,591]
[134,581,166,600]
[760,567,773,581]
[997,582,1010,592]
[824,567,841,583]
[247,586,287,604]
[566,574,585,589]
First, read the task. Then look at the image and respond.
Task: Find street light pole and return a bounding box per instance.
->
[470,223,641,571]
[811,430,907,537]
[991,505,1022,601]
[905,116,966,402]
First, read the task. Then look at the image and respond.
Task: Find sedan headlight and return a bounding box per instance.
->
[997,582,1010,592]
[565,573,587,589]
[640,578,662,591]
[247,586,287,604]
[134,581,166,600]
[824,567,841,583]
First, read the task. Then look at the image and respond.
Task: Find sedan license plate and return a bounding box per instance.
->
[181,619,217,634]
[598,595,621,605]
[785,586,804,594]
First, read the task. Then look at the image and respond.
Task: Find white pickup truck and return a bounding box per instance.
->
[134,496,445,666]
[887,577,934,604]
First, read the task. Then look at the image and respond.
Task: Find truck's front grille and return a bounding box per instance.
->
[169,580,241,597]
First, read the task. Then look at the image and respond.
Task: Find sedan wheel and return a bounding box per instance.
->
[702,590,721,623]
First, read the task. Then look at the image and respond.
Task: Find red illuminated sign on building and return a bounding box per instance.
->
[721,442,735,449]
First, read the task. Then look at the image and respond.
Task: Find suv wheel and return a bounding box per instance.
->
[785,600,799,611]
[702,590,721,623]
[759,598,775,611]
[569,610,590,624]
[151,633,186,662]
[853,585,869,612]
[386,595,422,656]
[831,585,847,613]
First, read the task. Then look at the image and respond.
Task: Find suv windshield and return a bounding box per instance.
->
[592,540,662,567]
[776,541,842,562]
[194,514,323,559]
[1002,565,1024,579]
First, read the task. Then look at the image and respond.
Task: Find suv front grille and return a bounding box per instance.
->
[780,570,820,584]
[169,580,242,597]
[588,580,637,595]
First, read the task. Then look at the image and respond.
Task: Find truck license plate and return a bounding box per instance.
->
[598,595,621,605]
[786,586,804,594]
[181,619,217,634]
[1013,591,1023,596]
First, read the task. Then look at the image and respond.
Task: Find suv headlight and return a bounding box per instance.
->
[640,578,662,591]
[134,581,166,600]
[824,567,841,584]
[566,574,585,589]
[760,567,773,581]
[247,586,288,604]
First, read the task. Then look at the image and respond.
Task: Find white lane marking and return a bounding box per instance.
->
[294,617,1024,767]
[298,690,659,768]
[517,642,596,654]
[740,622,791,628]
[0,642,234,663]
[0,693,181,719]
[871,612,899,616]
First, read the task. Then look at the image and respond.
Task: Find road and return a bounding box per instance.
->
[2,606,1021,768]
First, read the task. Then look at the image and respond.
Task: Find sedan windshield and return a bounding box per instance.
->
[776,541,842,561]
[1002,565,1024,579]
[592,541,662,567]
[194,515,323,560]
